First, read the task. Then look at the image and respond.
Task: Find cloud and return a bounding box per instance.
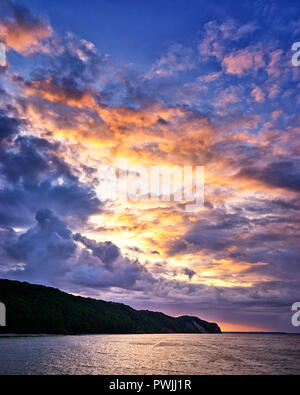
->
[198,19,258,60]
[251,86,265,103]
[0,0,52,54]
[222,46,265,75]
[0,110,22,141]
[6,209,76,283]
[73,233,120,268]
[238,160,300,192]
[0,226,18,273]
[182,268,196,280]
[1,209,155,291]
[146,44,196,78]
[0,125,101,227]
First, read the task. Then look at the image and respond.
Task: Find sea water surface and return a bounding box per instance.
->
[0,333,299,375]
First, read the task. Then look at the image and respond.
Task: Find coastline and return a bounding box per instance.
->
[1,332,299,338]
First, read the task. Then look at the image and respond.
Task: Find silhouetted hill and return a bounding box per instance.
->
[0,279,221,335]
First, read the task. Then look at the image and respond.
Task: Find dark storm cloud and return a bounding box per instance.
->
[0,111,21,142]
[238,160,300,192]
[0,178,100,227]
[0,132,101,227]
[74,233,120,268]
[1,209,155,291]
[5,209,76,284]
[0,136,56,184]
[67,255,154,290]
[70,233,155,290]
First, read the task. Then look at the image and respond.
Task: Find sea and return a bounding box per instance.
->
[0,333,299,375]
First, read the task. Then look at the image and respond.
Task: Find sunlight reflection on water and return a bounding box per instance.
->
[0,333,299,375]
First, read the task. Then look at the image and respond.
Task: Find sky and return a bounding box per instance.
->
[0,0,300,332]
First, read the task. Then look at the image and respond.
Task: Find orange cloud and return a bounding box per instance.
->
[0,3,52,55]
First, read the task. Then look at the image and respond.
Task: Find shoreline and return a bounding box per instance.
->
[0,332,299,338]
